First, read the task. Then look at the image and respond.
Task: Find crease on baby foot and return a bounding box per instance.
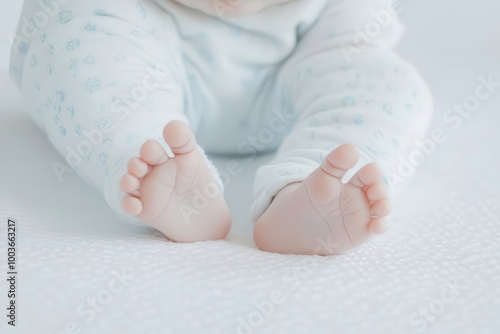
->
[154,157,203,232]
[337,187,354,245]
[147,170,180,225]
[303,179,354,248]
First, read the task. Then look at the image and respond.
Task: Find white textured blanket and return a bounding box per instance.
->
[1,0,499,333]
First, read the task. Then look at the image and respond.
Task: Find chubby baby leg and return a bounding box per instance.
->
[252,0,433,254]
[253,54,431,255]
[10,0,230,241]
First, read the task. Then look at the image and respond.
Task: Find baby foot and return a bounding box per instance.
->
[254,144,391,255]
[120,121,231,242]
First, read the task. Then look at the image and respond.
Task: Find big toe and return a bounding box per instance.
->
[320,143,360,179]
[163,120,196,155]
[306,144,360,204]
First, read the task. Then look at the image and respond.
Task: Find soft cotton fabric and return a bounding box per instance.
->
[9,0,432,224]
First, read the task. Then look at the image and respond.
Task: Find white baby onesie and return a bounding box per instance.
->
[10,0,432,224]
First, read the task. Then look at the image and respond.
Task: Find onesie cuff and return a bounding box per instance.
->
[250,162,315,223]
[196,144,225,192]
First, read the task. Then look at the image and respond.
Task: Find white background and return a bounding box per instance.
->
[1,1,499,334]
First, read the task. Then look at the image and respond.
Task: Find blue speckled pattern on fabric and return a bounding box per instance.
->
[9,0,431,223]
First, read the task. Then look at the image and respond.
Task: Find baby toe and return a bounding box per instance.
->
[163,120,197,155]
[370,198,392,217]
[369,218,389,234]
[128,157,149,178]
[140,139,168,165]
[366,183,387,203]
[120,173,140,193]
[349,163,382,188]
[320,143,360,179]
[121,195,143,216]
